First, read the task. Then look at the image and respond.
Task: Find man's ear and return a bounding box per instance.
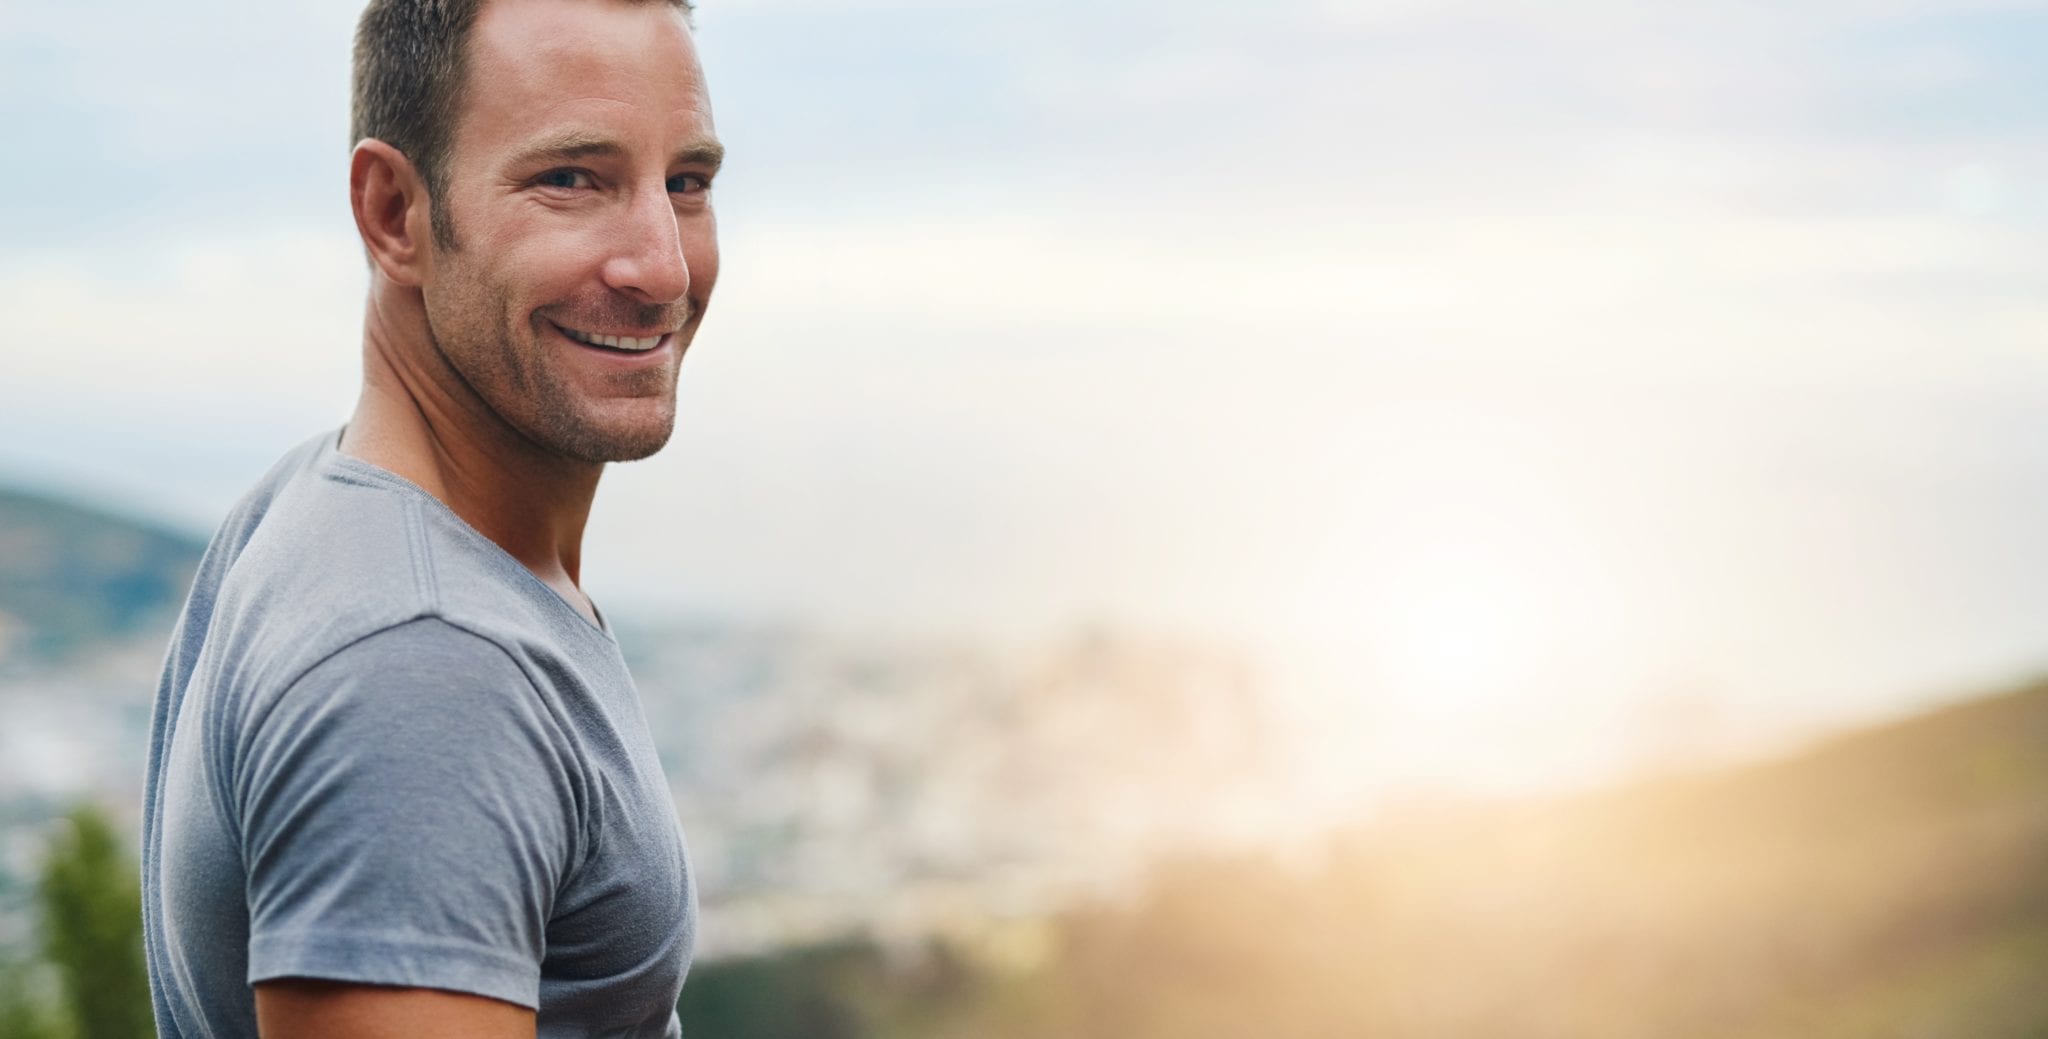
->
[350,139,433,287]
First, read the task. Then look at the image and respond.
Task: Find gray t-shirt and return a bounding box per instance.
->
[141,429,694,1038]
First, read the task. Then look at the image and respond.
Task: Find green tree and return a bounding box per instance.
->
[37,806,151,1039]
[0,958,72,1039]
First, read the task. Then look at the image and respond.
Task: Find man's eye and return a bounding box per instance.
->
[536,169,594,190]
[668,173,711,195]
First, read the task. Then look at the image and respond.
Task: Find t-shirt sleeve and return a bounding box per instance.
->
[234,616,584,1009]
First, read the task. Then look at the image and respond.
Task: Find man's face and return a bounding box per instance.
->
[420,0,721,464]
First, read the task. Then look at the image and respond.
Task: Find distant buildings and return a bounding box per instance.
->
[0,617,1290,960]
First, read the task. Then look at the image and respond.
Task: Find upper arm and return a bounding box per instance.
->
[237,618,584,1011]
[255,978,534,1039]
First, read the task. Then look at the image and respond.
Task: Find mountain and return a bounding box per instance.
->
[0,486,205,665]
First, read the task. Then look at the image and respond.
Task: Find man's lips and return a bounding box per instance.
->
[551,319,675,353]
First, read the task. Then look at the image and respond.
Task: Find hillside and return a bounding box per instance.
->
[679,682,2048,1038]
[0,486,204,663]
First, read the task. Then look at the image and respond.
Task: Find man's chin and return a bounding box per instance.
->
[527,408,677,464]
[593,430,673,463]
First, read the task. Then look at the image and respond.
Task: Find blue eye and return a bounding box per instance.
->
[537,168,593,190]
[668,173,710,195]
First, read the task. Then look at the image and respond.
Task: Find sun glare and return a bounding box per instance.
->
[1373,543,1554,711]
[1276,399,1651,796]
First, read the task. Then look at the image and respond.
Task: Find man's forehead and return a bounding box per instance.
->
[457,0,712,159]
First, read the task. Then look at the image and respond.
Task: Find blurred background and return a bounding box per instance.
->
[5,0,2048,1035]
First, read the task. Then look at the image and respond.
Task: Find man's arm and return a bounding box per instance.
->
[236,620,584,1028]
[256,979,534,1038]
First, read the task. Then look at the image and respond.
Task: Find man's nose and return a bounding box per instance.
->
[601,188,691,306]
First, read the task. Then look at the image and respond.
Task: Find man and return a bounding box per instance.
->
[139,0,721,1034]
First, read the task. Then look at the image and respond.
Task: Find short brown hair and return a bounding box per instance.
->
[351,0,694,249]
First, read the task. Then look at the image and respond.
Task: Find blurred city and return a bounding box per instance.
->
[6,0,2048,1035]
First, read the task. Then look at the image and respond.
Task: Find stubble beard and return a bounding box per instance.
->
[424,261,691,466]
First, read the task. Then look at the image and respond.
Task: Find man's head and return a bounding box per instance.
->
[349,0,721,464]
[351,0,697,250]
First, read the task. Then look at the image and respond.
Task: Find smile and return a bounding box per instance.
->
[554,322,669,353]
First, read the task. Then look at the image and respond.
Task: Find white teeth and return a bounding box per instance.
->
[561,325,662,352]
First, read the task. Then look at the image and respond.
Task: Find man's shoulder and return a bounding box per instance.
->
[196,429,337,578]
[288,614,539,711]
[219,437,444,636]
[186,430,605,703]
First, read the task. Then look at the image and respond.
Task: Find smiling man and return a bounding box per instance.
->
[140,0,720,1036]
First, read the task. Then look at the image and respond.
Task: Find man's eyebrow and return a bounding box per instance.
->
[676,140,726,171]
[507,131,623,168]
[508,131,725,171]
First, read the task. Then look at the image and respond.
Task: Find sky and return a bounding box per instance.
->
[6,0,2048,799]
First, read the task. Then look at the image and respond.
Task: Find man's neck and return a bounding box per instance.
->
[340,297,604,626]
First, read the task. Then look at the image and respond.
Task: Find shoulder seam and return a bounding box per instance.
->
[248,615,594,895]
[404,496,441,610]
[238,616,501,789]
[239,614,448,774]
